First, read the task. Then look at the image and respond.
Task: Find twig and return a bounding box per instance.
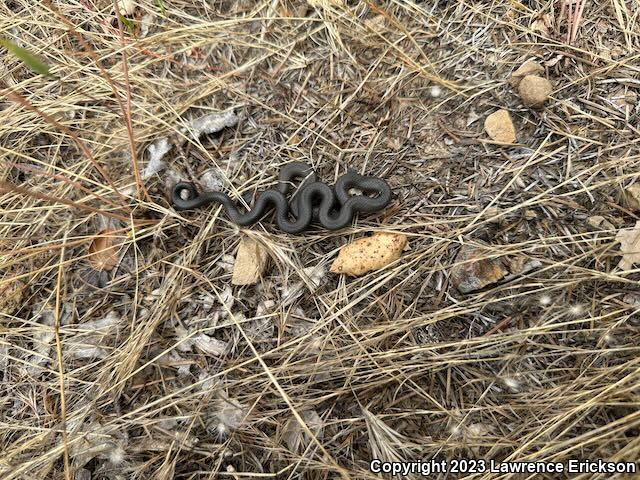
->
[42,0,149,202]
[112,0,148,203]
[53,230,71,480]
[571,0,587,45]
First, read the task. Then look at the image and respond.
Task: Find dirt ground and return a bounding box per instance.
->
[1,0,639,479]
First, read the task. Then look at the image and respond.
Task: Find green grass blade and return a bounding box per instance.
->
[118,14,137,35]
[156,0,166,16]
[0,38,50,76]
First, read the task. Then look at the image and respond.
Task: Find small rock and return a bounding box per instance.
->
[231,237,269,285]
[509,60,544,87]
[330,233,407,276]
[587,215,615,230]
[484,109,516,144]
[623,184,640,211]
[450,244,509,293]
[518,75,552,108]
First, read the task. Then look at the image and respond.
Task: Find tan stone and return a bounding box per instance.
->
[330,233,407,276]
[509,60,544,87]
[484,109,516,144]
[518,75,552,107]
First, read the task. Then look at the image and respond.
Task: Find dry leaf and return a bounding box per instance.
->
[530,14,552,36]
[330,233,407,276]
[544,54,563,67]
[587,215,615,230]
[616,221,640,271]
[231,237,269,285]
[88,230,122,271]
[623,184,640,211]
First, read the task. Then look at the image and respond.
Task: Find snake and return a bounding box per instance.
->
[170,162,392,233]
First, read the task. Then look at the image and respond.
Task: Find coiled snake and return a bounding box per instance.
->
[170,162,391,233]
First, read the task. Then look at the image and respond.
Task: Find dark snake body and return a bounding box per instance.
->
[171,162,391,234]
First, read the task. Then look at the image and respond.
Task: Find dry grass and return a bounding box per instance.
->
[1,0,639,478]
